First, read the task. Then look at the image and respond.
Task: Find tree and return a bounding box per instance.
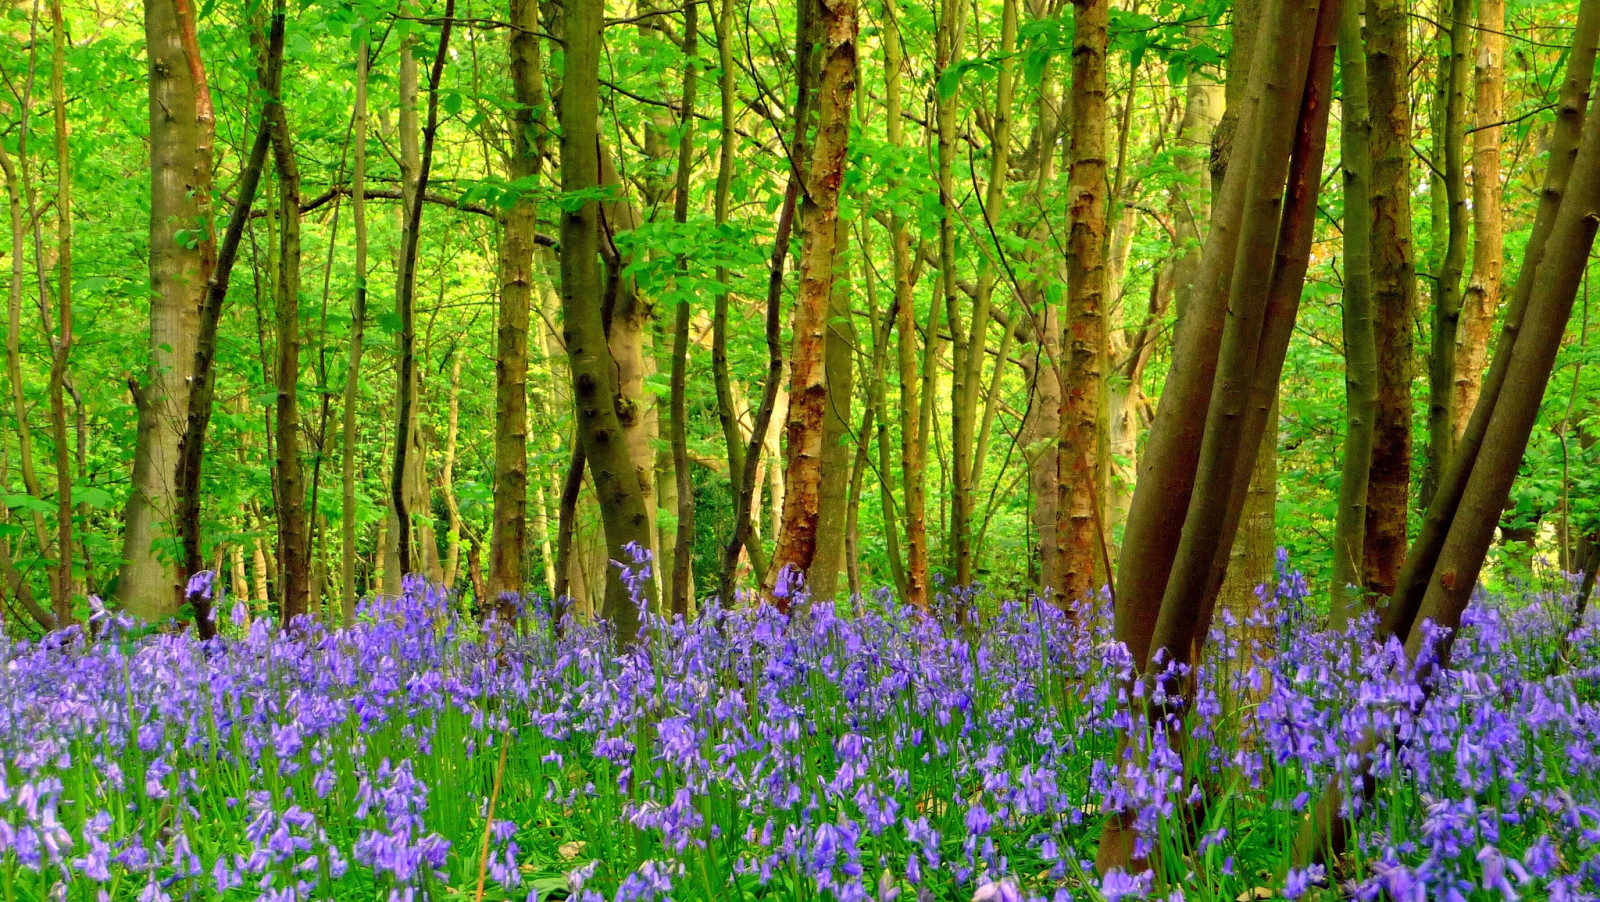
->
[559,0,656,634]
[771,0,859,595]
[1362,0,1417,597]
[122,0,213,621]
[489,0,545,608]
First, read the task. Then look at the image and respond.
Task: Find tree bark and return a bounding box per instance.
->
[808,236,856,601]
[1424,0,1471,502]
[172,6,281,636]
[560,0,657,635]
[1362,0,1417,597]
[884,0,930,609]
[123,0,213,620]
[1054,0,1110,605]
[771,0,858,597]
[1454,0,1504,438]
[267,39,309,626]
[490,0,544,608]
[667,0,699,616]
[390,12,455,580]
[1385,0,1600,642]
[339,37,369,625]
[0,117,52,616]
[1330,0,1377,623]
[45,0,73,624]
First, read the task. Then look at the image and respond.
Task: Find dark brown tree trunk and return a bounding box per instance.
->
[883,0,930,609]
[45,0,73,625]
[1362,0,1417,597]
[390,9,455,578]
[339,39,369,625]
[267,37,309,626]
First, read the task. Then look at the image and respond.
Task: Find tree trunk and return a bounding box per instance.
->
[267,50,309,626]
[1454,0,1504,437]
[390,13,455,580]
[884,0,930,609]
[1054,0,1109,604]
[560,0,657,635]
[339,37,369,625]
[597,148,660,596]
[45,0,72,625]
[1385,0,1599,642]
[1330,0,1377,622]
[0,123,52,619]
[808,237,855,601]
[1424,0,1471,502]
[1362,0,1417,597]
[171,7,281,636]
[771,0,857,597]
[123,0,212,620]
[440,350,463,590]
[489,0,543,608]
[667,0,700,616]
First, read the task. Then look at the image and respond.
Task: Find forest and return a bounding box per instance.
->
[1,0,1599,892]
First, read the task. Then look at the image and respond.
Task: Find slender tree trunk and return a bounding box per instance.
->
[884,0,930,609]
[267,48,309,625]
[390,13,455,579]
[560,0,656,634]
[771,0,858,596]
[933,0,968,585]
[1054,0,1109,604]
[123,0,213,620]
[946,0,1017,587]
[667,0,699,616]
[708,0,771,588]
[1330,0,1377,622]
[723,0,815,604]
[1362,0,1417,597]
[1424,0,1471,502]
[1454,0,1504,437]
[339,39,369,625]
[440,351,463,589]
[0,131,52,608]
[490,0,543,608]
[45,0,72,624]
[171,8,280,636]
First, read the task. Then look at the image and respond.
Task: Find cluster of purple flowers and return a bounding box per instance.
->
[0,554,1595,901]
